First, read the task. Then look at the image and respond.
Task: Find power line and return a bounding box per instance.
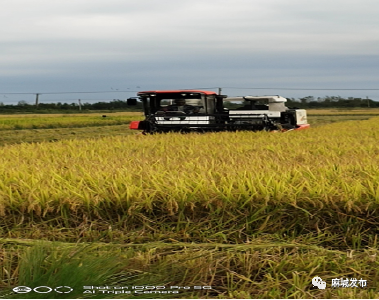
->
[220,87,379,91]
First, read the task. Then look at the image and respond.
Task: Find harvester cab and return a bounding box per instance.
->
[129,90,310,133]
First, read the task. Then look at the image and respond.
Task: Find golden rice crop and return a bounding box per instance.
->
[0,117,379,246]
[1,115,379,298]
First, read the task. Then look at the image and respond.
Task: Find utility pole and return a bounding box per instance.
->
[35,93,40,106]
[367,96,370,108]
[78,99,82,111]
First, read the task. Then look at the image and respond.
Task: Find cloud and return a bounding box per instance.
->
[0,0,378,102]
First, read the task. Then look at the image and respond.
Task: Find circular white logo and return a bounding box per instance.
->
[13,286,32,293]
[55,286,73,293]
[33,286,53,293]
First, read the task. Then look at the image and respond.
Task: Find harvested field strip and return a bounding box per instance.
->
[0,112,143,130]
[306,108,379,115]
[0,114,372,146]
[0,124,135,146]
[0,237,348,253]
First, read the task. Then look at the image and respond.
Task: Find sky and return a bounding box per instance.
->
[1,0,379,104]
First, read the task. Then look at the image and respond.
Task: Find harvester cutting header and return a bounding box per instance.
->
[128,90,310,133]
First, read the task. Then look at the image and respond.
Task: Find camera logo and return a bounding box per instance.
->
[13,286,73,294]
[12,286,32,294]
[312,277,327,290]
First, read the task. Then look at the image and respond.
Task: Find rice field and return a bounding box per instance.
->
[0,112,143,131]
[307,108,379,115]
[1,110,379,299]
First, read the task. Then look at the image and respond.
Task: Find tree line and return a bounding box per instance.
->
[287,96,377,109]
[225,96,378,109]
[0,96,377,113]
[0,99,143,113]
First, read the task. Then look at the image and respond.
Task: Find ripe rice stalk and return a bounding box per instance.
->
[0,118,379,249]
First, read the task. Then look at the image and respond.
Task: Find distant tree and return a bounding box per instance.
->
[299,96,314,104]
[61,103,70,109]
[17,100,29,106]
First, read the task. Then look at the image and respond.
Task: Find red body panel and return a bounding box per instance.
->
[294,124,310,130]
[129,121,140,130]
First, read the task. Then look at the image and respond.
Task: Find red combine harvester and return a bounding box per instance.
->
[128,90,310,134]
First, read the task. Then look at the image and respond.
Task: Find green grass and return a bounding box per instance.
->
[1,238,378,299]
